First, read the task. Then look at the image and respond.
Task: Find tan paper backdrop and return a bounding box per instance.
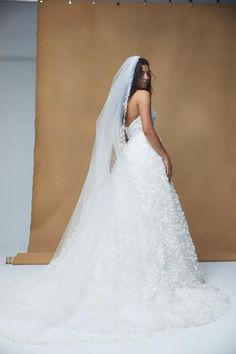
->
[13,0,236,264]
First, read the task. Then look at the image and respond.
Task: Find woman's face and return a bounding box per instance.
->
[138,64,150,89]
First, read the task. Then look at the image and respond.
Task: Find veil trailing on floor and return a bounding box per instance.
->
[51,55,140,262]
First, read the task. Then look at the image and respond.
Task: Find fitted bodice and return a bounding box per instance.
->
[125,109,157,139]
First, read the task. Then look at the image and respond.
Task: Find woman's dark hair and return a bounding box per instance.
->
[129,57,155,99]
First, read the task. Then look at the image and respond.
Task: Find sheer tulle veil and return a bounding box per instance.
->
[51,55,140,261]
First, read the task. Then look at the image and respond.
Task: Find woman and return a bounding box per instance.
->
[0,55,230,345]
[123,58,172,181]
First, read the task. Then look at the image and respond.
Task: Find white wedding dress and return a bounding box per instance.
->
[0,109,230,345]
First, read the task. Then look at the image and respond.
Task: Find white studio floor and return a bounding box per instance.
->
[0,257,235,354]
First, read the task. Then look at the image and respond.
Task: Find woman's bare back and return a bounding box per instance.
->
[124,91,141,128]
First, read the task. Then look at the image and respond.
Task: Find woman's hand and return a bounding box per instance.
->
[162,154,172,182]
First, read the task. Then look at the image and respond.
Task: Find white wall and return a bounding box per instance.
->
[0,1,37,257]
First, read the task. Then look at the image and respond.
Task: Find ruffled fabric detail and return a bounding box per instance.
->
[0,112,230,345]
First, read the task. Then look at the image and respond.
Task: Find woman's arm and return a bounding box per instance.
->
[137,90,173,181]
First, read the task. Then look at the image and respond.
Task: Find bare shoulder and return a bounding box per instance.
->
[135,89,151,96]
[134,90,151,107]
[134,89,151,103]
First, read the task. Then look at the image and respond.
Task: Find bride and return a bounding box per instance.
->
[0,55,230,345]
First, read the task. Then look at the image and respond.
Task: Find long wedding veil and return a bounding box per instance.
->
[51,55,140,262]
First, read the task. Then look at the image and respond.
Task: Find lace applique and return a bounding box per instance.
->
[120,86,132,149]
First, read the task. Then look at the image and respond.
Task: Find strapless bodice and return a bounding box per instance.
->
[125,109,157,139]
